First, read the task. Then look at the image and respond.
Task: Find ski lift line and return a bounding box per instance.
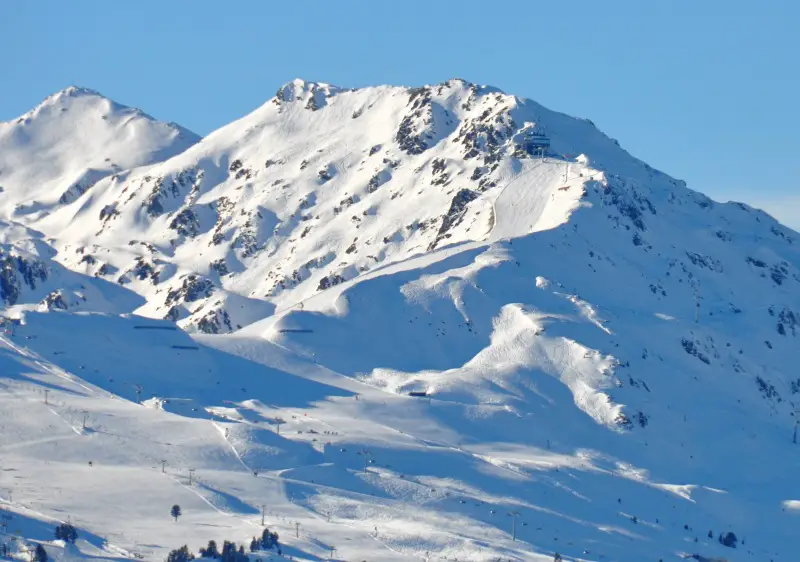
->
[282,480,414,560]
[487,156,591,242]
[166,473,246,523]
[484,159,550,241]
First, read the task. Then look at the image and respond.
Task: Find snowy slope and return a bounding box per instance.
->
[0,86,199,220]
[1,78,799,562]
[0,219,143,316]
[35,79,600,333]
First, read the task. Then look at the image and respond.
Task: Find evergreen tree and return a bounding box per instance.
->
[249,538,259,552]
[34,544,48,562]
[216,542,248,562]
[260,528,279,550]
[220,541,234,562]
[166,545,194,562]
[171,505,182,522]
[199,540,218,558]
[719,531,738,548]
[55,523,78,544]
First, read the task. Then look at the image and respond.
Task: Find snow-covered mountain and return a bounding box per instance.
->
[1,79,799,562]
[0,86,199,221]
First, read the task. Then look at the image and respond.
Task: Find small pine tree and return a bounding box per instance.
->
[199,540,218,558]
[260,528,279,550]
[166,545,194,562]
[34,544,48,562]
[220,541,234,562]
[260,528,271,550]
[55,523,78,544]
[719,531,738,548]
[217,541,249,562]
[249,537,259,552]
[171,505,182,522]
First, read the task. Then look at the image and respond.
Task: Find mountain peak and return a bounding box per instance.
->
[55,85,103,98]
[33,85,107,112]
[274,79,343,109]
[0,86,200,220]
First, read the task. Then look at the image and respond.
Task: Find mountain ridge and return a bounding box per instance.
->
[2,78,797,334]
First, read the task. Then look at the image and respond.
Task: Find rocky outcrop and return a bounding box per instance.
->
[0,250,48,305]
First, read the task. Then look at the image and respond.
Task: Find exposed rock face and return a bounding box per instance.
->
[430,189,480,250]
[0,250,48,305]
[166,274,214,307]
[40,290,68,310]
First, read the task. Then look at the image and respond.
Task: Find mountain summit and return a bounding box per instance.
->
[0,86,199,220]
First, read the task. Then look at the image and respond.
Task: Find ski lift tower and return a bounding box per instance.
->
[560,153,577,187]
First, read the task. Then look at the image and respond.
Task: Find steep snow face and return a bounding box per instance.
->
[40,78,644,332]
[0,86,199,220]
[255,168,800,433]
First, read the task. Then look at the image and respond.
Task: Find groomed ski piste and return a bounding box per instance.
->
[1,79,799,562]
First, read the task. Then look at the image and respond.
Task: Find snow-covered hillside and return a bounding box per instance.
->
[0,219,143,315]
[0,86,199,221]
[25,79,625,333]
[1,79,799,562]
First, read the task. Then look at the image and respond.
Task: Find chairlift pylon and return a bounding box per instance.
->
[560,153,576,188]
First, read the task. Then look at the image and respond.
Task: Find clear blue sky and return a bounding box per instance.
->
[1,1,798,228]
